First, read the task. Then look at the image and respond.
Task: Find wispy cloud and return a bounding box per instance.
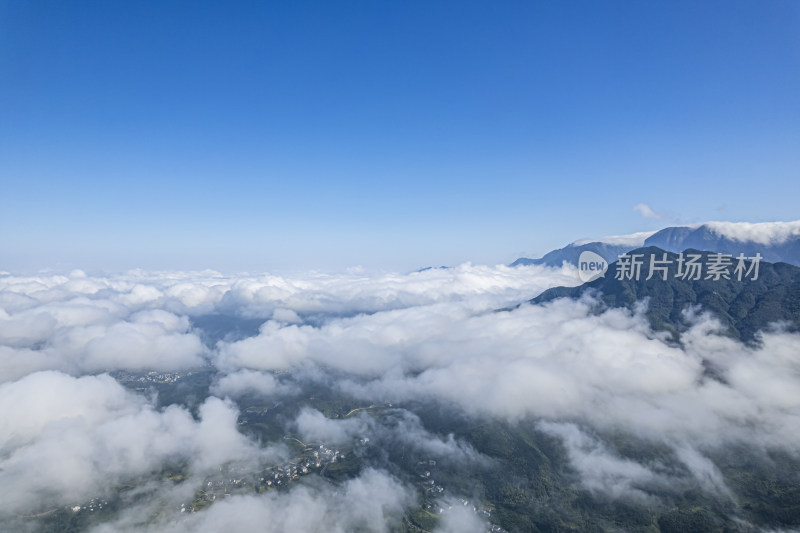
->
[633,203,662,219]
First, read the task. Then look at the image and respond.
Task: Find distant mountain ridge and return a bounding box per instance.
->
[646,224,800,265]
[531,246,800,343]
[510,242,633,268]
[512,220,800,268]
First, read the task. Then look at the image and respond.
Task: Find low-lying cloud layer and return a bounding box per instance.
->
[0,371,270,515]
[90,468,414,533]
[702,220,800,245]
[0,264,575,380]
[1,261,799,529]
[218,296,800,451]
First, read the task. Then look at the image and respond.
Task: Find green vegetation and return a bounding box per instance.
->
[534,247,800,343]
[25,366,800,532]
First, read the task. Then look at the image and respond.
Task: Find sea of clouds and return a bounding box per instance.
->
[1,262,799,531]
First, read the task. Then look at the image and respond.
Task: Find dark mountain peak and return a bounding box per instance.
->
[644,226,695,249]
[532,247,800,343]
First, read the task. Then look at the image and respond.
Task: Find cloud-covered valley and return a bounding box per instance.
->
[1,263,799,531]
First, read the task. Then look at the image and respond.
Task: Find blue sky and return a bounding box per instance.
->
[1,1,799,272]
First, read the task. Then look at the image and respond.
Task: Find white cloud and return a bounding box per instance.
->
[701,220,800,245]
[294,407,371,446]
[211,369,294,398]
[633,203,661,219]
[89,468,414,533]
[272,307,302,323]
[2,261,799,522]
[0,263,576,381]
[537,422,734,504]
[0,372,266,515]
[434,501,488,533]
[215,294,800,456]
[0,307,206,381]
[537,422,665,503]
[572,230,656,247]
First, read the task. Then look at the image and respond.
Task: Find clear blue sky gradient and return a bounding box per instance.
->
[1,1,799,272]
